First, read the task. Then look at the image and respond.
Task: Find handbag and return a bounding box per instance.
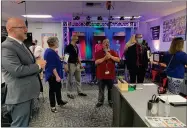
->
[163,55,174,74]
[158,55,174,94]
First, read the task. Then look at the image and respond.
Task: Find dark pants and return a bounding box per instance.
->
[7,100,32,127]
[129,66,146,83]
[91,63,96,81]
[48,76,63,107]
[98,79,113,104]
[38,75,43,92]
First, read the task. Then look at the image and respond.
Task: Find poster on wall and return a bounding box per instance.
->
[41,33,57,49]
[94,27,105,36]
[114,31,126,36]
[163,15,186,42]
[151,26,160,40]
[1,26,8,37]
[72,32,85,36]
[94,32,105,36]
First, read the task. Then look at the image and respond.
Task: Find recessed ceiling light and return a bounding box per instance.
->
[124,17,132,19]
[135,16,141,18]
[125,16,141,19]
[22,15,52,18]
[115,16,141,19]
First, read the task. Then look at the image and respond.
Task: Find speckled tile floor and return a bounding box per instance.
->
[29,78,152,127]
[29,82,113,127]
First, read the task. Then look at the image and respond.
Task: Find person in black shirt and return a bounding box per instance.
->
[125,34,149,83]
[64,35,87,99]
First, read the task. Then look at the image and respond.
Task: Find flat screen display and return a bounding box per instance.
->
[153,53,160,62]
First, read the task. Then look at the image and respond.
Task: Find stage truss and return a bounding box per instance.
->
[62,20,139,45]
[63,20,139,28]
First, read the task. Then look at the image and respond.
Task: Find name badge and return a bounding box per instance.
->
[64,53,69,63]
[105,71,110,74]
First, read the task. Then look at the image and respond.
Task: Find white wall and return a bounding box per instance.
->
[1,21,64,55]
[27,22,63,55]
[2,20,6,26]
[139,9,186,53]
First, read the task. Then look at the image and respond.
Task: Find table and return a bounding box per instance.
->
[112,84,187,127]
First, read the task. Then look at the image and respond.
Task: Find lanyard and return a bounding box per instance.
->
[73,46,77,54]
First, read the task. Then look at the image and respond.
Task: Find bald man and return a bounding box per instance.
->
[2,18,46,127]
[64,35,87,99]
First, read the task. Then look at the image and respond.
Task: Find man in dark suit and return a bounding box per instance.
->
[125,34,149,83]
[1,18,46,127]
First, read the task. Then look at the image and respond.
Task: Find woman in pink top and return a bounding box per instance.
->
[95,40,103,52]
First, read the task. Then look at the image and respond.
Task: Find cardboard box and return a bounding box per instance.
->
[118,79,128,91]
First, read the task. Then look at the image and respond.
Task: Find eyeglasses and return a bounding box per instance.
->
[12,26,27,29]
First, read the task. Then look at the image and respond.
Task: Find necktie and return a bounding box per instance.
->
[22,43,34,61]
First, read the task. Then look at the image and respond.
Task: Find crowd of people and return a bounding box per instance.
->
[1,17,187,127]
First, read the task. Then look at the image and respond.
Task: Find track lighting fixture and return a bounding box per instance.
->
[97,16,103,21]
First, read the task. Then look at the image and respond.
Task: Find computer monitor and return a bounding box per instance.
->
[24,33,32,48]
[153,53,160,62]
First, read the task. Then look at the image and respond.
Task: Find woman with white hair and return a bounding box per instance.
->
[44,37,68,113]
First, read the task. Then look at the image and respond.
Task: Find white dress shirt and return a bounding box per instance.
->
[29,45,44,59]
[1,74,5,84]
[8,36,23,45]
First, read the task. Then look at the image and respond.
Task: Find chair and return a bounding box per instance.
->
[145,62,152,78]
[81,68,91,84]
[151,63,168,87]
[162,78,168,87]
[116,60,125,76]
[151,70,159,82]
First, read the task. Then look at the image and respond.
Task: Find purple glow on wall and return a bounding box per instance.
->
[139,9,186,52]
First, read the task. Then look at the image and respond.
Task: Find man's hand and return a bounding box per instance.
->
[125,35,136,50]
[105,52,112,60]
[126,42,136,49]
[36,59,46,69]
[56,76,61,82]
[103,55,110,61]
[64,64,69,72]
[60,56,64,60]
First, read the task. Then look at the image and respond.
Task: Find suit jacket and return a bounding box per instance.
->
[2,37,41,104]
[125,44,148,70]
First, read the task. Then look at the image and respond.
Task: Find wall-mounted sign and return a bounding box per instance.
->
[163,15,186,42]
[41,33,57,49]
[151,26,160,40]
[72,32,85,36]
[1,26,8,37]
[114,31,126,36]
